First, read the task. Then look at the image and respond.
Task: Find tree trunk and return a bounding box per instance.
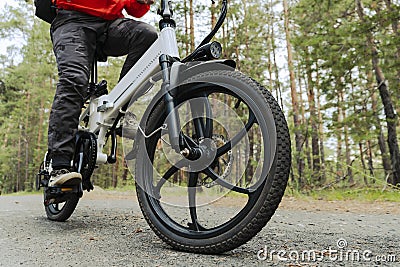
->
[316,64,326,183]
[304,48,321,183]
[246,128,254,183]
[23,92,31,191]
[270,19,284,107]
[342,85,352,184]
[243,0,249,53]
[356,0,400,186]
[283,0,304,186]
[359,142,368,185]
[383,0,400,101]
[366,140,374,178]
[354,79,369,185]
[233,25,240,70]
[189,0,195,51]
[36,85,45,167]
[336,89,343,182]
[266,2,273,93]
[211,0,216,29]
[17,125,22,192]
[374,63,400,186]
[3,125,10,149]
[297,70,310,170]
[370,71,391,179]
[184,0,189,55]
[122,161,128,186]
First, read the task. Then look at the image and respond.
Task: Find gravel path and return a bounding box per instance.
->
[0,191,399,267]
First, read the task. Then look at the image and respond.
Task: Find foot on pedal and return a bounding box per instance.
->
[48,169,82,187]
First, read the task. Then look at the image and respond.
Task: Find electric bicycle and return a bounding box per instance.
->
[37,0,291,253]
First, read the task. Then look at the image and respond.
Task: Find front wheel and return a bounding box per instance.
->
[134,70,291,253]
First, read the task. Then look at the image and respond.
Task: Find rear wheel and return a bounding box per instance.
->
[45,195,79,222]
[134,70,291,253]
[43,133,96,222]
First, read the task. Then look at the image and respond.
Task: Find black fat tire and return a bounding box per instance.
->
[45,194,80,222]
[135,70,291,254]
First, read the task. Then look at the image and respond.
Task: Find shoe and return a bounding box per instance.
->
[48,169,82,187]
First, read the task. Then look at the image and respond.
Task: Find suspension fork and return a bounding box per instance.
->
[189,94,213,139]
[159,54,181,152]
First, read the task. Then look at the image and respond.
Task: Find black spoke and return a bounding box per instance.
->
[190,98,204,139]
[153,163,182,199]
[193,118,204,139]
[216,109,256,158]
[204,94,213,138]
[202,167,255,194]
[188,96,213,140]
[181,133,197,147]
[187,172,206,231]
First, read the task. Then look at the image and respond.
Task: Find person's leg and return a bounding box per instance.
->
[102,18,158,80]
[48,12,100,184]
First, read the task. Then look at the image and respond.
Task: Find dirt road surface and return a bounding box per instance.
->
[1,190,399,267]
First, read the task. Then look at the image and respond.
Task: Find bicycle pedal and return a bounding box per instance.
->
[60,187,75,192]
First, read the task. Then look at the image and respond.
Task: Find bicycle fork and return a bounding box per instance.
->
[159,55,214,160]
[159,54,181,152]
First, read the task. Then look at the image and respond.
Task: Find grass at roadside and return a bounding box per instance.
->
[1,190,41,197]
[285,186,400,202]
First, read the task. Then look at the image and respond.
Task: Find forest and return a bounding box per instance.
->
[0,0,399,194]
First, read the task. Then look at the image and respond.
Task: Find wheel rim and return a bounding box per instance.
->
[46,202,67,215]
[134,82,277,239]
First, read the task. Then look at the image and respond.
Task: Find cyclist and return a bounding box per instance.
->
[47,0,157,186]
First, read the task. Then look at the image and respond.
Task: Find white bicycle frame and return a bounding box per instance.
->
[78,26,179,165]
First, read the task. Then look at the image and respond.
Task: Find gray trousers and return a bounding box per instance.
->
[48,10,158,168]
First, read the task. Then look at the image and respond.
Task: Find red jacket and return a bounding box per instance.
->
[55,0,150,20]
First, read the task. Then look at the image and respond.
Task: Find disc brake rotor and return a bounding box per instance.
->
[199,134,233,188]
